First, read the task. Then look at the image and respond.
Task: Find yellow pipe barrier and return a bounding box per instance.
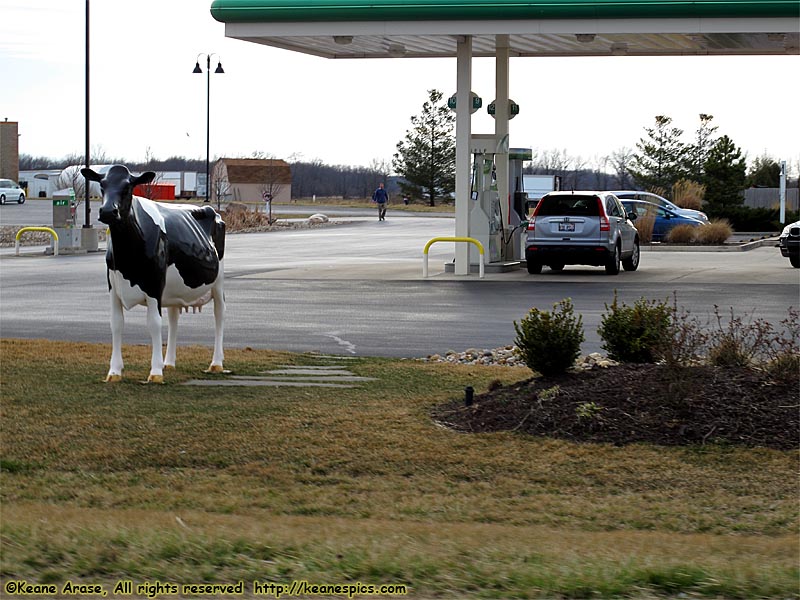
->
[15,227,59,257]
[423,236,485,278]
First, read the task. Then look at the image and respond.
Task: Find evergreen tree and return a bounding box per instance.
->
[704,135,747,207]
[630,115,686,196]
[686,113,718,181]
[747,154,781,188]
[392,89,456,206]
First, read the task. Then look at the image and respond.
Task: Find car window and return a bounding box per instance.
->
[537,195,600,217]
[606,197,622,218]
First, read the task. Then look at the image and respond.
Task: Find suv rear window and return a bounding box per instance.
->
[536,195,600,217]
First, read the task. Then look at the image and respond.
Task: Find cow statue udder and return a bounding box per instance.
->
[82,165,226,382]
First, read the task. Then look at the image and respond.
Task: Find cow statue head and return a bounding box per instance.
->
[81,165,156,224]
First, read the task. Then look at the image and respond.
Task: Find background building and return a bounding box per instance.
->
[0,120,20,182]
[213,158,292,205]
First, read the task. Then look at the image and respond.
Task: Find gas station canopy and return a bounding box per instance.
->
[211,0,799,275]
[210,0,799,59]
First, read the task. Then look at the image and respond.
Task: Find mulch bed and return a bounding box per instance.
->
[432,364,799,450]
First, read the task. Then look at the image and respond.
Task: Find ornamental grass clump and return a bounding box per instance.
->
[672,179,706,211]
[514,299,584,377]
[696,219,733,245]
[598,293,672,363]
[634,214,655,245]
[666,223,698,244]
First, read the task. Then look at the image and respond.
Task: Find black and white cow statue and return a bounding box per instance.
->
[82,165,226,383]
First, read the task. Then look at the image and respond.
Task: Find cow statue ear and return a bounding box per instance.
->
[81,168,102,181]
[132,171,156,187]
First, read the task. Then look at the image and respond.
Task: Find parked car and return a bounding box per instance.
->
[525,191,639,275]
[0,178,26,204]
[611,190,708,223]
[778,220,800,268]
[621,199,705,242]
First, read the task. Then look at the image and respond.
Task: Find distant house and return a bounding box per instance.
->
[214,158,292,205]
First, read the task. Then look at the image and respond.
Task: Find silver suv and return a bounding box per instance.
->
[525,191,640,275]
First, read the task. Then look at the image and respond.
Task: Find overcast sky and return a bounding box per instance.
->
[3,0,799,174]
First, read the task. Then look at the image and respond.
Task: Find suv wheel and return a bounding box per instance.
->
[526,261,543,274]
[605,243,621,275]
[790,255,800,268]
[622,239,640,271]
[18,194,25,205]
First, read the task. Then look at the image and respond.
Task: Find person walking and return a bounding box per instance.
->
[372,182,389,221]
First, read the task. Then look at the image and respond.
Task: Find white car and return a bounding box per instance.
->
[0,178,26,204]
[778,220,800,268]
[610,190,708,223]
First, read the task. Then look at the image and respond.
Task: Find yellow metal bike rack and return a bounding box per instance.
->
[15,227,59,256]
[423,236,485,278]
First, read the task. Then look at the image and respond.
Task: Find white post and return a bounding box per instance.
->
[454,36,472,276]
[495,35,510,255]
[779,160,787,224]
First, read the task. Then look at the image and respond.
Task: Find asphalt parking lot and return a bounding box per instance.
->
[1,214,796,358]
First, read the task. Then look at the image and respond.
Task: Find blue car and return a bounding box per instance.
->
[621,199,704,242]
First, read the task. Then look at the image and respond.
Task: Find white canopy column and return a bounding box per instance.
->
[494,34,511,250]
[454,35,473,276]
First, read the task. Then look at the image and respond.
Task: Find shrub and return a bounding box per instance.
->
[514,299,584,376]
[598,293,672,363]
[672,179,706,210]
[705,205,798,232]
[660,295,710,368]
[696,219,733,245]
[707,305,785,368]
[666,224,698,244]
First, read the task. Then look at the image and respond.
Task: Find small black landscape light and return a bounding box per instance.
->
[465,386,474,406]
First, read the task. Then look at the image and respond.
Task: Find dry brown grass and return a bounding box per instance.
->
[666,223,699,244]
[696,219,734,245]
[2,339,798,597]
[633,214,656,244]
[672,179,706,210]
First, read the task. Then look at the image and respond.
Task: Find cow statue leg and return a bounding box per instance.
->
[164,307,180,369]
[145,297,165,383]
[206,271,225,373]
[106,292,125,382]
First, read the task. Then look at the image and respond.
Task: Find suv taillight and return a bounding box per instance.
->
[527,217,536,231]
[597,197,610,231]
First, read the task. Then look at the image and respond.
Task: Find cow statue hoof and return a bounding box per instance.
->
[204,364,226,374]
[146,374,165,384]
[104,373,123,383]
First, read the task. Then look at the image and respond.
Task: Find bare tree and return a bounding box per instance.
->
[212,160,231,209]
[606,147,635,189]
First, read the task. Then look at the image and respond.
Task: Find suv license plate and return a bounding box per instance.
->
[558,223,576,232]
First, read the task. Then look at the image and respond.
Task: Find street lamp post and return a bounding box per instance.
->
[193,53,224,206]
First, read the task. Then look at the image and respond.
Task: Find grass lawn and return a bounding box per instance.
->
[1,339,797,598]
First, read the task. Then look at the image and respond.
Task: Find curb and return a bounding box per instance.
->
[640,238,779,252]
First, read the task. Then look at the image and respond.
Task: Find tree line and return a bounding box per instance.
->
[18,94,797,207]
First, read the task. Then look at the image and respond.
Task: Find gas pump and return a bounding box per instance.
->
[468,135,503,266]
[507,147,532,261]
[51,188,81,252]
